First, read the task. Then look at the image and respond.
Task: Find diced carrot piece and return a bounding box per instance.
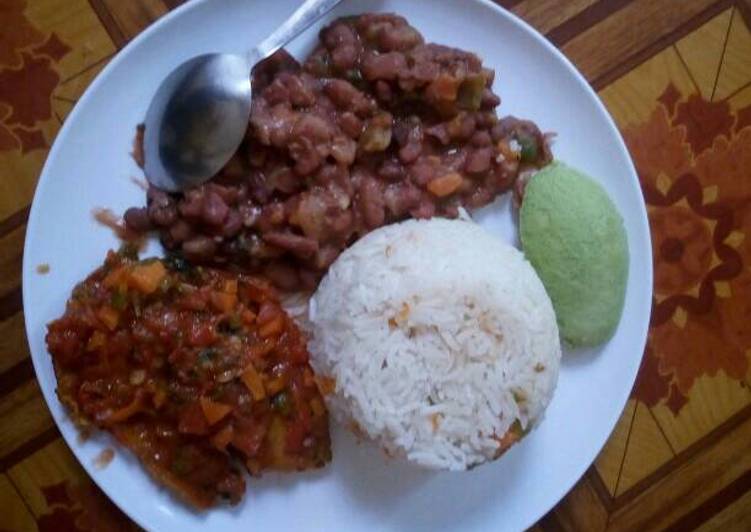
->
[396,302,410,323]
[259,316,284,338]
[210,291,237,313]
[267,417,294,470]
[241,308,256,324]
[152,388,167,409]
[199,397,233,426]
[240,277,275,304]
[427,172,463,197]
[103,267,127,290]
[104,393,144,425]
[223,280,238,294]
[303,368,315,388]
[430,413,441,432]
[315,376,336,396]
[86,330,106,351]
[310,398,325,418]
[97,306,120,331]
[428,74,460,101]
[240,365,266,401]
[265,376,287,396]
[289,344,309,365]
[128,261,167,294]
[246,458,261,477]
[249,340,275,358]
[494,422,522,453]
[257,301,280,325]
[211,424,235,452]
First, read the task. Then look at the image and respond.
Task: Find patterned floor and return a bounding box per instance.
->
[1,1,750,530]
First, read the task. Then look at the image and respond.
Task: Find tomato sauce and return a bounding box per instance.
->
[46,249,331,508]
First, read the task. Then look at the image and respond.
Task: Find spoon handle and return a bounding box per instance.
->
[253,0,343,60]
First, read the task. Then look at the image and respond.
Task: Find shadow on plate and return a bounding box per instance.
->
[327,424,531,531]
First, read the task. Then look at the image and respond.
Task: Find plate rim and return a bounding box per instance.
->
[22,0,653,529]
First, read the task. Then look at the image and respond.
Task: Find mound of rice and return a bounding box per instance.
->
[308,218,561,470]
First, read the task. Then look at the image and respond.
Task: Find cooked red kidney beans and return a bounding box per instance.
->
[128,13,552,291]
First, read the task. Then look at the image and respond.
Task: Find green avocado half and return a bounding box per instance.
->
[520,162,629,347]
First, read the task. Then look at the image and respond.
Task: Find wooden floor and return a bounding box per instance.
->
[1,0,751,530]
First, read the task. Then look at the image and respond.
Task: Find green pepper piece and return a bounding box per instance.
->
[517,134,539,163]
[198,348,217,367]
[166,255,190,273]
[170,448,191,476]
[110,290,128,310]
[457,74,485,111]
[271,392,291,416]
[118,242,139,260]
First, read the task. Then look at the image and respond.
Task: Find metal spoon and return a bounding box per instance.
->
[143,0,343,192]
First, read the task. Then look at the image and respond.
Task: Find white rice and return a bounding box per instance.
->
[308,218,561,470]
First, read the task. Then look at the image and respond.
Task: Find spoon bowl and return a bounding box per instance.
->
[142,0,342,192]
[143,53,252,191]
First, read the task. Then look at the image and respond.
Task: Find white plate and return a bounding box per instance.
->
[23,1,652,530]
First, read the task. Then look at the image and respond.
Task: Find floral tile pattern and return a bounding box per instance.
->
[628,85,751,414]
[2,1,751,530]
[0,0,71,155]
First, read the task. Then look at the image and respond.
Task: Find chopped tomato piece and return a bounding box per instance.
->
[249,340,275,358]
[297,401,312,431]
[231,418,266,457]
[152,387,167,409]
[285,421,306,454]
[245,458,261,477]
[178,290,208,311]
[310,398,325,418]
[303,368,315,388]
[187,320,215,346]
[289,343,309,364]
[102,392,144,425]
[259,316,284,338]
[179,402,209,435]
[256,301,281,325]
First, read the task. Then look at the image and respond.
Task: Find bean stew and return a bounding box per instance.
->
[126,13,552,291]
